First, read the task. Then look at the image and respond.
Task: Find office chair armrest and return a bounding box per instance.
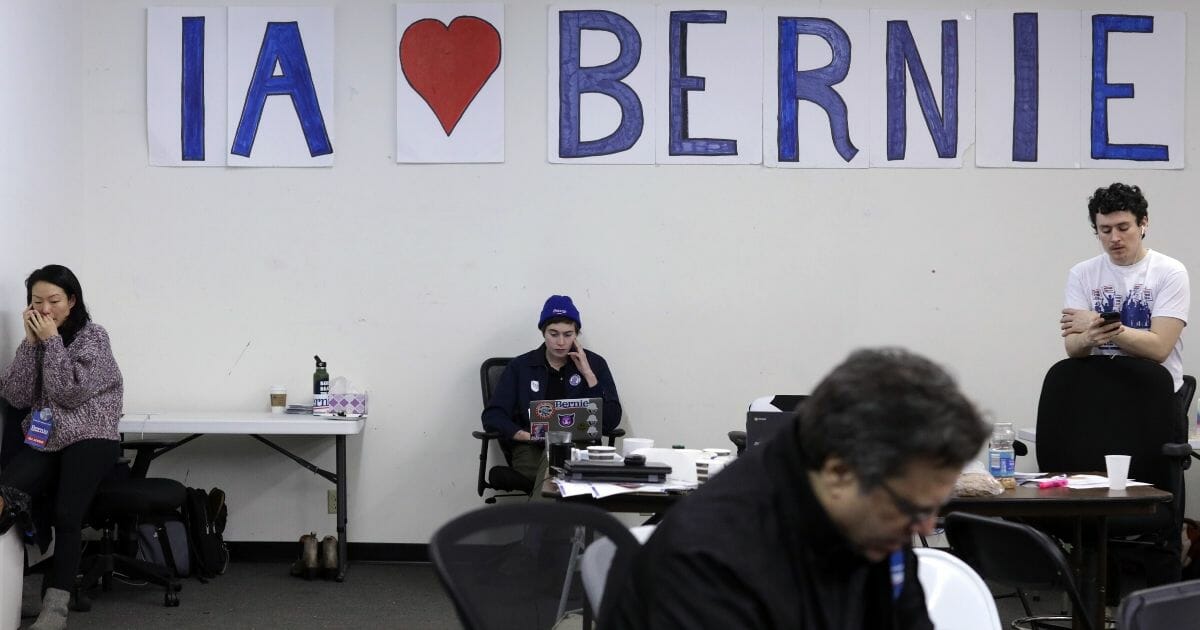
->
[475,432,497,497]
[1013,440,1028,457]
[1162,442,1193,458]
[728,430,747,456]
[603,428,625,447]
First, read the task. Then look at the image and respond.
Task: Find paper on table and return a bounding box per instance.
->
[1066,474,1151,489]
[553,480,595,498]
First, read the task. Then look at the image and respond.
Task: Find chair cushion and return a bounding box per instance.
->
[91,478,187,519]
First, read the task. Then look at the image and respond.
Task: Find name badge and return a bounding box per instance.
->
[24,408,53,450]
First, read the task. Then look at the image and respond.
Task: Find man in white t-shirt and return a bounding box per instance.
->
[1060,183,1190,392]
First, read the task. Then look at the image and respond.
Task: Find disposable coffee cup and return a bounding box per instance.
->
[1106,455,1131,490]
[621,437,654,458]
[270,386,287,413]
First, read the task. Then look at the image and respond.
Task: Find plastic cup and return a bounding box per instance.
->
[1106,455,1131,490]
[621,437,654,458]
[270,386,287,413]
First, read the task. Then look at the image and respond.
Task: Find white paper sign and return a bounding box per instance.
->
[227,7,335,167]
[976,10,1081,168]
[396,3,505,164]
[764,9,869,168]
[548,4,656,164]
[653,5,761,165]
[147,8,228,167]
[1079,11,1184,170]
[869,10,975,168]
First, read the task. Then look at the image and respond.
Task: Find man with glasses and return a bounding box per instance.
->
[607,348,989,630]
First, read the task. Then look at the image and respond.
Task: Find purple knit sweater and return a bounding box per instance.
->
[0,322,124,451]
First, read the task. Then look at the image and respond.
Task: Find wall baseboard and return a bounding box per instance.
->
[227,541,429,563]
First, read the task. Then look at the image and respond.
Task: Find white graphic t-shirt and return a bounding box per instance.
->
[1064,249,1190,391]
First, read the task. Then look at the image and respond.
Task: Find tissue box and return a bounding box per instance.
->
[328,393,367,417]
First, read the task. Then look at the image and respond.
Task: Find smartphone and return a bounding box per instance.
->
[1100,310,1121,324]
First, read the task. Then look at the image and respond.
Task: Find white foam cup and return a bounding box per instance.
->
[1106,455,1131,490]
[621,438,654,458]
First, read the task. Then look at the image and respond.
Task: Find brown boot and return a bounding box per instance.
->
[320,535,338,580]
[289,533,319,580]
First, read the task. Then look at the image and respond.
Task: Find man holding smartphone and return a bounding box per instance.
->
[1060,183,1190,392]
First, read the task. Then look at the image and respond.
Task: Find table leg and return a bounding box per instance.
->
[1093,517,1108,630]
[336,434,348,582]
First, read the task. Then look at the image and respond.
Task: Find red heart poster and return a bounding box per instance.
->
[400,16,501,136]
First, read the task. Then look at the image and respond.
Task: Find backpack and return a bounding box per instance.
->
[135,519,190,578]
[181,487,229,579]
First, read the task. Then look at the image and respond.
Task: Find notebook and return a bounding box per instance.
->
[529,397,604,444]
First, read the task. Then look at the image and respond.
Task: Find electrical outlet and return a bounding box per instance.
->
[327,489,337,514]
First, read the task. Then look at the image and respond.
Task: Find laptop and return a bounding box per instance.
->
[561,460,672,483]
[529,397,604,444]
[745,411,797,449]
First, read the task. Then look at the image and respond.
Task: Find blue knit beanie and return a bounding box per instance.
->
[538,295,581,330]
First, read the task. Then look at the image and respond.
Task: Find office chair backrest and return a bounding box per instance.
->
[580,524,656,612]
[480,357,511,406]
[944,511,1093,630]
[1117,578,1200,629]
[913,547,1001,630]
[430,502,639,630]
[1180,374,1197,420]
[1036,356,1182,491]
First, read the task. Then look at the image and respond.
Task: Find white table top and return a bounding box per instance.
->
[118,412,366,436]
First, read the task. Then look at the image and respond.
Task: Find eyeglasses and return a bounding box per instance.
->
[878,481,941,526]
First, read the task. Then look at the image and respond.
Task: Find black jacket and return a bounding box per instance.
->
[605,418,933,630]
[480,345,621,439]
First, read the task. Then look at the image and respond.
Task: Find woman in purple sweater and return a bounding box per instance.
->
[0,265,123,630]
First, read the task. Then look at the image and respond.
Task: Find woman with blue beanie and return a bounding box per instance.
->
[481,295,622,486]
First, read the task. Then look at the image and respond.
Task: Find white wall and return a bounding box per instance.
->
[1,0,1196,543]
[0,1,84,356]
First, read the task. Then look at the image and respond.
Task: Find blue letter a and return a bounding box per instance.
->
[231,22,332,158]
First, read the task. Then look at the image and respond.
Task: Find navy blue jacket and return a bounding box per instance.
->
[481,345,621,440]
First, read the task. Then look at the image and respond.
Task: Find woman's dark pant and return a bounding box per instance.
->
[0,439,120,592]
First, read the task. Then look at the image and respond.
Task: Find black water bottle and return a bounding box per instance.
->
[313,355,329,414]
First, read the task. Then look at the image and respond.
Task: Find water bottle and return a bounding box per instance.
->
[313,355,330,414]
[988,422,1016,480]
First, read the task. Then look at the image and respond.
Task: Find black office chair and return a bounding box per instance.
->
[1035,356,1193,597]
[944,511,1094,630]
[474,357,624,503]
[430,502,639,630]
[75,442,187,609]
[1117,578,1200,629]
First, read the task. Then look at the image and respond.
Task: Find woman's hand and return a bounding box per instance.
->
[27,310,59,341]
[567,339,599,388]
[22,307,37,343]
